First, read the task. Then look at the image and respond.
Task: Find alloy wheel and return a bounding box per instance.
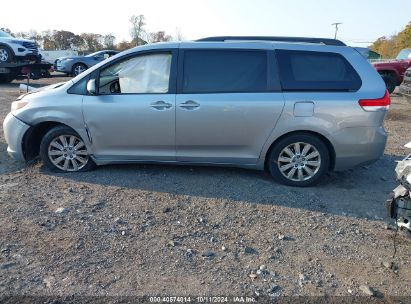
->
[0,49,9,62]
[48,135,89,172]
[73,65,86,75]
[277,142,321,182]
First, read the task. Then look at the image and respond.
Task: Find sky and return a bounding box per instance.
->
[2,0,410,47]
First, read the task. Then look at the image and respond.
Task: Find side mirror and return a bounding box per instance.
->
[86,79,97,95]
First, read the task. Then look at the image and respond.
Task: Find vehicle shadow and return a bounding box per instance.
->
[44,154,402,221]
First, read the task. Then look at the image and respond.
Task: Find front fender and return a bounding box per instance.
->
[13,93,92,153]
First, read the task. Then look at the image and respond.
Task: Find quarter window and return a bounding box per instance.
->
[182,50,267,93]
[98,53,172,94]
[276,50,362,91]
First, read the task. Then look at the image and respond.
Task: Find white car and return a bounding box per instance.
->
[0,30,41,63]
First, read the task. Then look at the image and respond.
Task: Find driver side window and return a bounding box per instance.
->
[98,53,172,95]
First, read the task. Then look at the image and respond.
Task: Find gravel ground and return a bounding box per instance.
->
[0,77,410,300]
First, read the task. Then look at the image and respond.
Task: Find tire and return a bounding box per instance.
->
[71,63,87,76]
[0,74,14,83]
[0,45,13,63]
[267,133,330,187]
[381,73,396,94]
[39,126,95,173]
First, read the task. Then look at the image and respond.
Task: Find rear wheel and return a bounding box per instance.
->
[40,126,95,172]
[268,134,330,187]
[0,46,13,63]
[381,73,396,94]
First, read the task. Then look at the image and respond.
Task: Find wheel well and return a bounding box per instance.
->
[378,70,401,86]
[0,43,15,57]
[264,130,336,171]
[73,62,88,68]
[22,121,70,161]
[378,70,398,81]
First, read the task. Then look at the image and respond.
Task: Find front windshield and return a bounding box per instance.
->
[86,51,103,57]
[0,30,12,38]
[396,49,411,60]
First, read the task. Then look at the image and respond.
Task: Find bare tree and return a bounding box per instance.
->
[103,34,116,49]
[149,31,172,43]
[0,28,14,36]
[174,28,185,41]
[129,14,146,46]
[27,30,42,47]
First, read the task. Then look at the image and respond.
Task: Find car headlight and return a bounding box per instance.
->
[11,100,29,111]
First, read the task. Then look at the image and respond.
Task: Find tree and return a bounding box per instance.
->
[0,28,13,36]
[27,30,42,47]
[14,31,29,39]
[129,14,146,46]
[71,35,85,51]
[80,33,103,52]
[42,30,57,50]
[52,30,76,50]
[103,34,116,49]
[116,40,135,51]
[370,21,411,58]
[396,21,411,52]
[149,31,172,43]
[174,28,184,41]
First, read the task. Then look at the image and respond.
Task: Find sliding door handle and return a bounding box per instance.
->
[179,100,200,110]
[150,101,172,110]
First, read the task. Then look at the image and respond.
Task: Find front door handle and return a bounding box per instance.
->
[151,101,172,110]
[179,100,200,110]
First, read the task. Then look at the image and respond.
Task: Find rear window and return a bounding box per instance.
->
[276,50,362,91]
[182,50,267,93]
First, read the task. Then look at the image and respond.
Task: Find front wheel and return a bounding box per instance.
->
[71,63,87,76]
[268,134,330,187]
[40,126,95,172]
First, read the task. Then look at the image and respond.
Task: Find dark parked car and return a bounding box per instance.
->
[55,50,118,76]
[372,48,411,93]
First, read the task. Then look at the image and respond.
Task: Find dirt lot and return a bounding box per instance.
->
[0,76,410,300]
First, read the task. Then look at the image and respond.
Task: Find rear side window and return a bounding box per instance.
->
[276,50,362,91]
[182,50,267,93]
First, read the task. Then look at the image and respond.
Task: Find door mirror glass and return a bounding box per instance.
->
[86,79,97,95]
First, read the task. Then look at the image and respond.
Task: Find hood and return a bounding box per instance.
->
[57,55,85,61]
[372,60,406,67]
[17,82,67,100]
[0,36,36,44]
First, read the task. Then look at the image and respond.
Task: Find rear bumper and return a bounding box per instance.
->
[3,113,30,161]
[332,126,387,171]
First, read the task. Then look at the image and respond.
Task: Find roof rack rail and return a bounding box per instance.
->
[196,36,346,46]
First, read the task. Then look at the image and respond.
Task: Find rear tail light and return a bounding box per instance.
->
[358,90,391,111]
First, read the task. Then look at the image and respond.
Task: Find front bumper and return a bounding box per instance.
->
[3,113,30,161]
[332,126,387,171]
[54,61,71,73]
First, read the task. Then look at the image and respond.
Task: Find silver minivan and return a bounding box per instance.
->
[3,37,390,186]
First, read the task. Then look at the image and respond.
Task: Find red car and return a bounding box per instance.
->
[373,48,411,93]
